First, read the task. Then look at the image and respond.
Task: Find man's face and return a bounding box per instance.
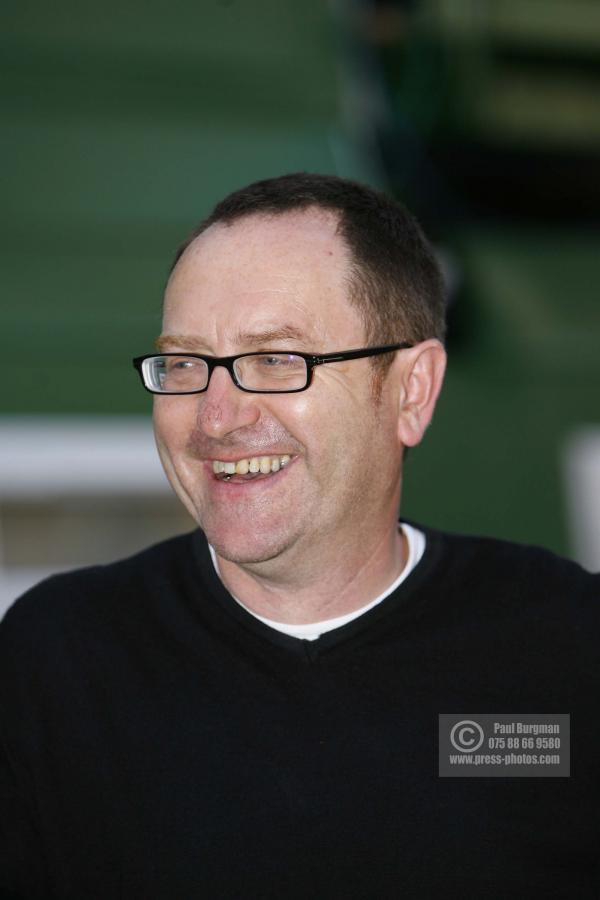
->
[153,209,404,568]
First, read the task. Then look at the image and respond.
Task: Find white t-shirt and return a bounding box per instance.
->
[208,522,426,641]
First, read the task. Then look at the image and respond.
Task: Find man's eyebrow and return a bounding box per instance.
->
[155,325,311,354]
[155,334,202,352]
[232,324,310,346]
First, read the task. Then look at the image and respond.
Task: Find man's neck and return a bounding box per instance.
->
[213,524,407,625]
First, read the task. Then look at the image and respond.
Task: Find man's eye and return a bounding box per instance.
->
[258,354,302,368]
[167,358,196,371]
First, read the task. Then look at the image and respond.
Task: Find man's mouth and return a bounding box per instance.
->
[212,454,292,483]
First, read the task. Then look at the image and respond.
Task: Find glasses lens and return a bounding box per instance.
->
[142,356,209,393]
[235,354,308,391]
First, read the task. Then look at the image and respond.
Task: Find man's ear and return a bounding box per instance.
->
[395,339,446,448]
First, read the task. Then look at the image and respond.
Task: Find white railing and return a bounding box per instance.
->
[563,427,600,574]
[0,417,176,619]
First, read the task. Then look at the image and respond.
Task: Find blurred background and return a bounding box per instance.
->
[2,0,599,615]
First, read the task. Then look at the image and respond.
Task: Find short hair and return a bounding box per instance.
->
[170,173,446,359]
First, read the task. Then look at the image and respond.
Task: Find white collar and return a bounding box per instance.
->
[208,523,426,641]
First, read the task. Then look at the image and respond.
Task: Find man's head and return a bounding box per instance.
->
[171,173,446,381]
[152,174,446,574]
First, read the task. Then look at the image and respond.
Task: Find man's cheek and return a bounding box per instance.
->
[153,400,189,449]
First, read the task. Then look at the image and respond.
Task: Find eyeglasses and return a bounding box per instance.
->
[132,343,412,395]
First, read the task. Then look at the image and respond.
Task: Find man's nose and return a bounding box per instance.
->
[196,365,261,438]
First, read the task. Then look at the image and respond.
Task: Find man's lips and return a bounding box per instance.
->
[212,452,292,477]
[203,455,296,489]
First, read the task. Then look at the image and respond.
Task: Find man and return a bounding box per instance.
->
[1,173,598,899]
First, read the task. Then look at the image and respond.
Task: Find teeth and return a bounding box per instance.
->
[212,454,292,476]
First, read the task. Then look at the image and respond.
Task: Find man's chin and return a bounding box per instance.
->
[206,529,291,568]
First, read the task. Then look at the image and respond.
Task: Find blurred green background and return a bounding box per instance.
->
[2,0,599,566]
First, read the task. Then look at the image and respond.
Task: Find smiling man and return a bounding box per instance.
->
[1,174,598,900]
[149,202,444,624]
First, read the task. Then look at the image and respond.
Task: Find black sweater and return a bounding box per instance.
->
[1,527,598,899]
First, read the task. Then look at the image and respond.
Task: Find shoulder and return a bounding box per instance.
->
[426,525,598,585]
[419,525,599,629]
[404,527,600,709]
[418,529,600,654]
[0,530,199,649]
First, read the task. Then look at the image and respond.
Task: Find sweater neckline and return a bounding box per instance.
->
[190,523,444,657]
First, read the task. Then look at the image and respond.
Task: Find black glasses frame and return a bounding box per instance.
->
[132,342,413,395]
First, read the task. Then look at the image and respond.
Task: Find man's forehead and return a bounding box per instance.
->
[162,207,366,350]
[175,207,347,271]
